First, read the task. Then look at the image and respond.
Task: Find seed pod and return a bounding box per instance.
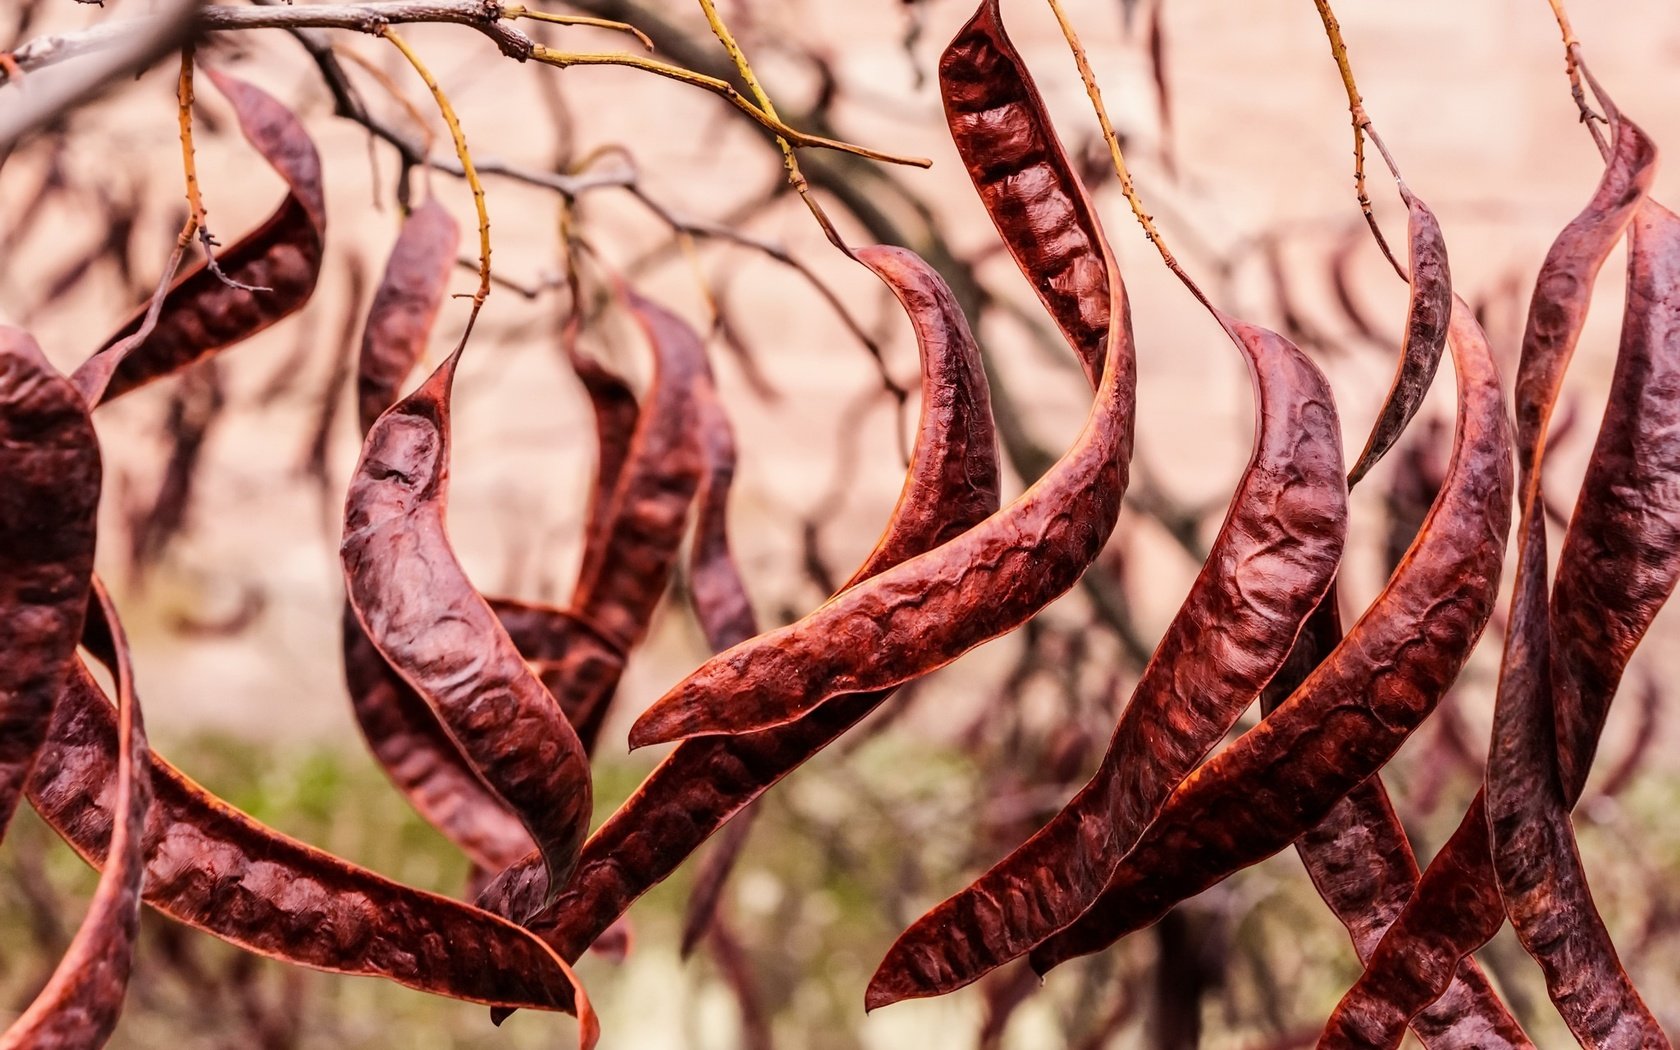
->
[940,0,1110,386]
[624,262,1135,745]
[356,198,459,434]
[1486,173,1673,1050]
[1,580,149,1050]
[1345,188,1451,485]
[562,318,641,594]
[85,69,326,403]
[1318,107,1667,1050]
[569,289,709,657]
[27,664,596,1034]
[1031,299,1513,976]
[342,349,591,899]
[0,327,99,846]
[475,247,1000,975]
[867,312,1347,1005]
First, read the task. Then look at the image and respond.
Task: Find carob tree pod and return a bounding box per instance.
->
[1318,104,1665,1050]
[84,68,326,404]
[869,306,1347,1003]
[475,246,1001,983]
[26,663,597,1035]
[342,349,592,900]
[1031,298,1513,976]
[624,244,1137,746]
[1,580,150,1050]
[0,327,99,846]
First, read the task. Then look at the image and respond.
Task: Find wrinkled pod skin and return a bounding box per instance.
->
[1031,299,1514,976]
[624,44,1141,753]
[342,350,592,902]
[0,327,99,846]
[1319,105,1666,1050]
[1261,188,1530,1047]
[80,69,326,403]
[0,586,145,1050]
[476,246,1002,988]
[868,319,1348,1002]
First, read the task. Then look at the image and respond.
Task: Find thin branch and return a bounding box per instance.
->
[1309,0,1405,278]
[1044,0,1212,311]
[382,27,491,316]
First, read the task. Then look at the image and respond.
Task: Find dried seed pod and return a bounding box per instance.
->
[341,607,536,873]
[1272,600,1530,1049]
[1250,187,1529,1046]
[868,312,1347,1005]
[674,367,763,955]
[562,324,641,593]
[84,69,326,403]
[356,198,459,433]
[342,349,591,899]
[940,0,1110,385]
[1032,299,1513,976]
[1345,188,1451,485]
[476,247,1000,976]
[26,664,597,1036]
[0,327,99,845]
[624,258,1135,744]
[569,289,709,657]
[1485,202,1675,1050]
[1318,108,1668,1050]
[1,580,150,1050]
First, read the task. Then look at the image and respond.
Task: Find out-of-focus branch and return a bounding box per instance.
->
[0,0,197,148]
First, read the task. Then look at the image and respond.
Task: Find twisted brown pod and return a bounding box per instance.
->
[26,663,596,1033]
[625,250,1136,745]
[355,197,459,433]
[868,310,1347,1004]
[940,0,1110,386]
[0,327,99,846]
[1345,188,1452,485]
[1319,106,1667,1050]
[476,246,1001,975]
[86,68,326,403]
[2,581,150,1050]
[342,349,591,898]
[1032,299,1513,975]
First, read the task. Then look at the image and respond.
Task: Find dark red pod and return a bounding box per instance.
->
[624,263,1135,745]
[1318,106,1667,1050]
[939,0,1110,386]
[867,310,1348,1005]
[342,350,592,900]
[356,197,459,433]
[2,581,150,1050]
[86,68,326,403]
[27,664,597,1034]
[476,246,1000,977]
[1031,299,1513,976]
[0,326,99,846]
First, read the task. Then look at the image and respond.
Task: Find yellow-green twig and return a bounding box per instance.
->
[525,45,929,172]
[502,6,653,51]
[1311,0,1404,278]
[1044,0,1211,310]
[693,0,845,248]
[383,26,491,318]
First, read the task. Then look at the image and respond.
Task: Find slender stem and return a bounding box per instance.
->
[525,45,928,170]
[383,27,491,316]
[1310,0,1405,279]
[502,7,653,50]
[693,0,846,248]
[1544,0,1610,157]
[1044,0,1211,311]
[176,46,207,236]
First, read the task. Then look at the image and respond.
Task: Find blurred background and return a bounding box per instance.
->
[4,0,1680,1046]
